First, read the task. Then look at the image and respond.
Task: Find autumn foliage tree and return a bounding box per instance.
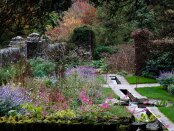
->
[46,0,96,42]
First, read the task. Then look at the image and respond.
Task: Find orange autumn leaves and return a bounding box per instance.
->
[46,0,96,42]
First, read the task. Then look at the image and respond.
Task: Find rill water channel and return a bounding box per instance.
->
[105,74,173,131]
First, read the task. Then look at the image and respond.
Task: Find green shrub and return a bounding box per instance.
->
[168,84,174,95]
[117,71,128,77]
[94,45,117,59]
[144,52,174,77]
[91,59,107,71]
[29,58,56,77]
[0,67,16,85]
[70,25,96,57]
[141,71,156,79]
[157,71,174,89]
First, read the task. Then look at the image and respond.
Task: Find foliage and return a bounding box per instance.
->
[93,0,135,46]
[117,71,128,77]
[96,76,106,84]
[102,88,119,99]
[46,0,96,41]
[157,71,174,89]
[0,85,29,116]
[54,109,76,118]
[136,86,174,102]
[0,106,131,125]
[0,58,31,86]
[133,0,157,31]
[0,67,15,86]
[168,84,174,95]
[145,52,174,77]
[0,0,52,46]
[135,113,156,123]
[29,58,56,77]
[152,0,174,38]
[70,25,95,58]
[141,71,156,79]
[45,11,60,30]
[21,103,43,118]
[94,45,117,59]
[70,26,95,47]
[125,76,157,84]
[156,100,168,107]
[91,59,106,69]
[107,44,135,73]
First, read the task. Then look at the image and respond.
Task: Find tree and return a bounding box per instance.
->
[0,0,74,47]
[46,0,96,42]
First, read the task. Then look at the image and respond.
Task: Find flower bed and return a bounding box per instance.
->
[0,65,131,130]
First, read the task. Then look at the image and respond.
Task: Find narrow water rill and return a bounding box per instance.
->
[107,75,167,131]
[109,76,121,84]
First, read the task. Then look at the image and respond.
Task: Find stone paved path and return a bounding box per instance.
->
[147,107,174,131]
[104,74,174,131]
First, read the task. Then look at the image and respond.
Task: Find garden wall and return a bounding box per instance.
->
[132,29,174,75]
[0,33,63,67]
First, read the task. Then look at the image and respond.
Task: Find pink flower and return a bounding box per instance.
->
[79,90,92,105]
[101,103,109,109]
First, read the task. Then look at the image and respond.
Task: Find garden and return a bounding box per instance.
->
[0,0,174,131]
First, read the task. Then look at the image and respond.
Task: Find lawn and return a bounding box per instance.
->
[103,88,119,99]
[136,86,174,102]
[125,76,157,84]
[159,105,174,123]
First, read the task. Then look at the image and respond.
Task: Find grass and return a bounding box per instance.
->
[125,76,157,84]
[159,105,174,123]
[102,88,119,99]
[96,75,106,84]
[136,86,174,102]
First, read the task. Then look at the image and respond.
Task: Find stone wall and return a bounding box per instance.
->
[0,33,59,67]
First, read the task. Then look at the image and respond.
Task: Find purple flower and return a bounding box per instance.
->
[0,85,29,116]
[65,66,96,78]
[157,71,174,87]
[158,71,174,79]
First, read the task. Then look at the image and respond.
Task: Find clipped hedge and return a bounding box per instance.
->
[132,29,174,76]
[0,116,131,131]
[70,26,96,59]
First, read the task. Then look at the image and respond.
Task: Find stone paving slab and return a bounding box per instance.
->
[115,74,129,85]
[130,83,160,88]
[147,107,174,131]
[127,89,147,99]
[107,82,129,101]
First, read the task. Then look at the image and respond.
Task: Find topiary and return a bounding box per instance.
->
[70,25,96,58]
